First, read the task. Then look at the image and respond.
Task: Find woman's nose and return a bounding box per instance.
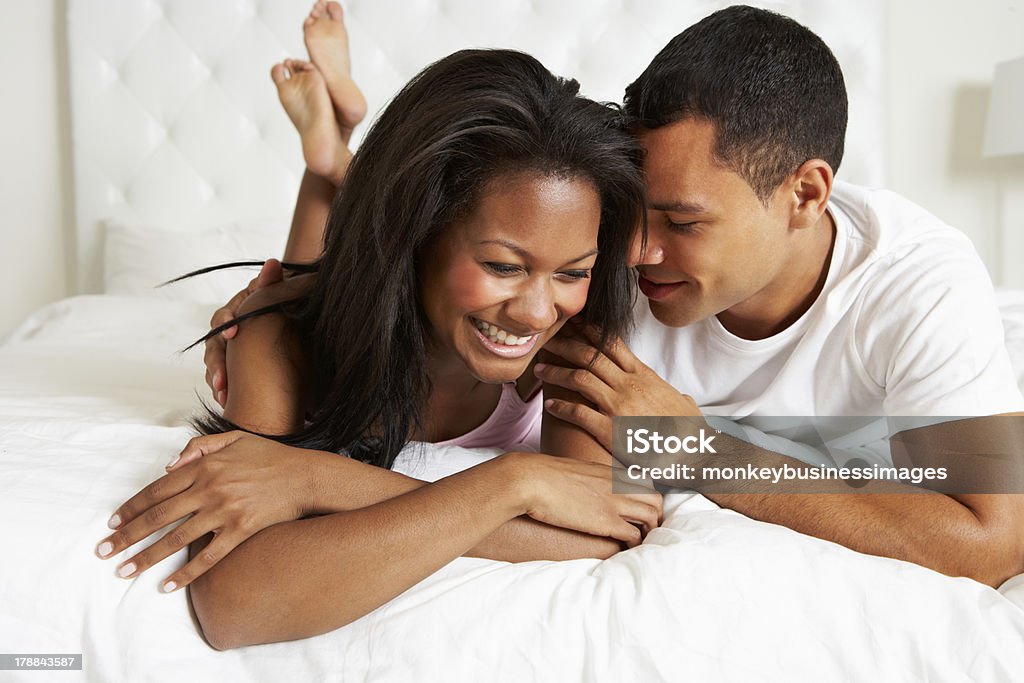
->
[505,279,560,332]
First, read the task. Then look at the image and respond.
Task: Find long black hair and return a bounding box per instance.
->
[197,49,645,469]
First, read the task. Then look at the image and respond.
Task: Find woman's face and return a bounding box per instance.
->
[421,171,602,384]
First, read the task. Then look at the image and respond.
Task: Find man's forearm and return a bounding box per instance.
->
[682,435,1024,587]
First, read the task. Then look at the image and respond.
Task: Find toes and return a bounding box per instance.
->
[310,1,325,19]
[285,58,313,72]
[270,63,288,84]
[326,1,343,21]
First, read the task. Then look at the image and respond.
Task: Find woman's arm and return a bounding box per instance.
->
[190,454,524,649]
[216,304,625,561]
[187,446,657,649]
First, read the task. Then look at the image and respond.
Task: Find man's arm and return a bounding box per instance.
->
[684,425,1024,588]
[536,333,1024,588]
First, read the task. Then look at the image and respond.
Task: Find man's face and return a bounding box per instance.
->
[630,117,798,335]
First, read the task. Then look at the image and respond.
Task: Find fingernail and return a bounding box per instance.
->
[212,371,222,389]
[166,454,180,469]
[218,390,227,405]
[108,513,121,529]
[162,580,178,593]
[117,562,136,578]
[96,541,113,558]
[533,363,547,373]
[544,399,555,409]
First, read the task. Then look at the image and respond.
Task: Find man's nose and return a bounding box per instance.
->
[628,226,664,267]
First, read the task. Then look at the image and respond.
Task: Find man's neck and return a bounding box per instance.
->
[718,209,837,340]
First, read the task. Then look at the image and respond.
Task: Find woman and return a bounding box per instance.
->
[96,4,659,650]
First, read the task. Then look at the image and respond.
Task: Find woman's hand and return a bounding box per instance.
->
[535,325,702,451]
[502,452,663,546]
[96,431,327,592]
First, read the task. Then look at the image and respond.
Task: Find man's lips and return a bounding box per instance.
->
[638,275,685,300]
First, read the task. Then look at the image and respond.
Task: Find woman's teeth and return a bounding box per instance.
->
[474,319,534,346]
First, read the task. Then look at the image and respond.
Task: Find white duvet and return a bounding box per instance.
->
[2,294,1024,682]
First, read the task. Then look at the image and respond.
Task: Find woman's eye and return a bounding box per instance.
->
[558,269,591,282]
[484,262,522,275]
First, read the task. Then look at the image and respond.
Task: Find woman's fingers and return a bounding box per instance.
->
[543,399,613,451]
[204,260,284,404]
[108,513,212,583]
[97,487,199,561]
[166,431,244,471]
[160,531,242,593]
[106,470,192,531]
[620,495,662,535]
[204,282,254,400]
[108,433,242,531]
[182,431,245,459]
[607,517,644,547]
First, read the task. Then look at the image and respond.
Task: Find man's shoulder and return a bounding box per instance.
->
[832,180,972,253]
[831,180,984,289]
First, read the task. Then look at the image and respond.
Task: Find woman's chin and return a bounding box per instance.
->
[466,355,534,384]
[471,367,527,385]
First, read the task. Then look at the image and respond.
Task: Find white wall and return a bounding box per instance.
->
[2,0,1024,338]
[888,0,1024,285]
[0,0,73,339]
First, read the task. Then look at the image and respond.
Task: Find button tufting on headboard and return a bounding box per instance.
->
[68,0,886,293]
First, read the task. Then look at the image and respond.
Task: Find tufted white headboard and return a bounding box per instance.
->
[67,0,886,294]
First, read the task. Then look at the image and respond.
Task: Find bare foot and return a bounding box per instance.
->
[270,59,350,186]
[303,1,367,140]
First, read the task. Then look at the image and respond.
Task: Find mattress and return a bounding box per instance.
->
[1,293,1023,681]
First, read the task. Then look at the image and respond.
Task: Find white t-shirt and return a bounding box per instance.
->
[628,181,1023,464]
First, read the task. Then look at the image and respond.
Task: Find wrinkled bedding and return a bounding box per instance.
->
[2,294,1024,682]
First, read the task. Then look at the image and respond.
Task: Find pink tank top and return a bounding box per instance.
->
[433,383,543,452]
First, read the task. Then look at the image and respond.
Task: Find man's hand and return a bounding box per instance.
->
[535,325,701,451]
[205,259,284,406]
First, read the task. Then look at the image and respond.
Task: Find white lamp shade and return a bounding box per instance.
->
[984,56,1024,157]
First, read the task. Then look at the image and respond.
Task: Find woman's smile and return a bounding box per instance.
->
[470,317,540,358]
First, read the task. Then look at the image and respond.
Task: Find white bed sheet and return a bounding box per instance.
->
[2,294,1024,682]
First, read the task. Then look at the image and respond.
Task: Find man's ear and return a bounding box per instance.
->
[786,159,834,229]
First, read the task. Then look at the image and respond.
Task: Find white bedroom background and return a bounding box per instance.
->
[2,0,1024,338]
[0,0,73,340]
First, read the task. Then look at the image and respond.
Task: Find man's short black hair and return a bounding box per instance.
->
[624,5,848,202]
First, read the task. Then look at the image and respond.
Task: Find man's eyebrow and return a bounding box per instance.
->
[649,200,709,214]
[477,239,599,264]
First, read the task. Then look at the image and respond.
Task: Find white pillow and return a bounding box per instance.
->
[103,220,289,305]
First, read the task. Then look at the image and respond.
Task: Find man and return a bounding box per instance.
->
[166,5,1024,589]
[534,6,1024,588]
